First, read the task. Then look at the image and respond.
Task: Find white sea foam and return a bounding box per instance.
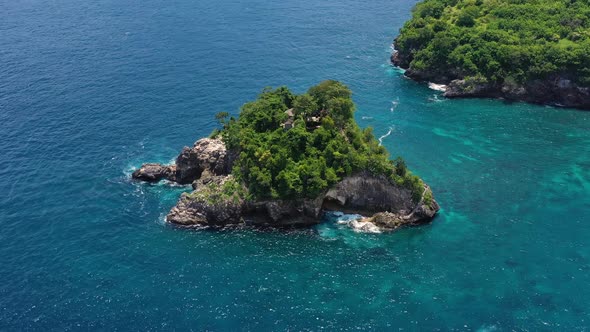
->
[378,127,394,146]
[157,213,168,226]
[124,164,138,177]
[428,94,445,103]
[390,99,399,112]
[476,325,499,332]
[389,66,406,74]
[162,180,192,188]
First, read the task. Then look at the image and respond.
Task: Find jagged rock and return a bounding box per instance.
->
[175,138,234,184]
[370,212,406,229]
[167,193,244,226]
[167,189,324,227]
[167,175,243,226]
[442,76,590,109]
[347,195,439,233]
[392,46,590,109]
[246,197,324,227]
[166,170,438,229]
[349,219,382,233]
[132,163,176,182]
[132,138,235,185]
[191,174,227,190]
[323,172,415,215]
[135,138,439,231]
[444,78,496,98]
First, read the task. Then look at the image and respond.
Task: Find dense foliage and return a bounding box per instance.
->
[396,0,590,85]
[213,81,423,200]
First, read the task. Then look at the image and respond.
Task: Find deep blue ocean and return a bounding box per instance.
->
[1,0,590,330]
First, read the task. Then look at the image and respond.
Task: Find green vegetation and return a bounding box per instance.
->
[396,0,590,85]
[187,177,249,205]
[213,81,424,201]
[423,189,434,209]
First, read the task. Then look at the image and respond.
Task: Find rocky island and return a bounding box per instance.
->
[392,0,590,109]
[133,81,439,232]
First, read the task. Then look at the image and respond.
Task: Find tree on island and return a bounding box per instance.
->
[395,0,590,86]
[213,80,425,201]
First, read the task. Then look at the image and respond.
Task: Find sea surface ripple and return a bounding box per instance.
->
[1,0,590,330]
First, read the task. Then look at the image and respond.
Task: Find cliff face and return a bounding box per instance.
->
[324,174,415,214]
[325,173,438,228]
[391,50,590,110]
[444,75,590,109]
[175,138,235,183]
[133,138,439,232]
[167,190,324,228]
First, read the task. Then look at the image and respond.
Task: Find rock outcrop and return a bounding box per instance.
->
[167,189,324,228]
[132,163,176,182]
[165,171,437,231]
[174,138,234,184]
[166,175,245,226]
[323,173,416,215]
[391,49,590,110]
[443,75,590,109]
[133,138,439,232]
[131,137,234,184]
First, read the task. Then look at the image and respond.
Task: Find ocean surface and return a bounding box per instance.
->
[1,0,590,330]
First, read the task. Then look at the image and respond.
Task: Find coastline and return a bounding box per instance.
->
[133,137,439,233]
[391,49,590,110]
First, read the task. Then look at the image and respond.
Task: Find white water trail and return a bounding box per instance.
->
[390,98,399,112]
[378,127,394,146]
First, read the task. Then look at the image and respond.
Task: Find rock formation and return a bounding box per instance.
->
[132,163,176,182]
[391,50,590,110]
[133,137,439,232]
[131,138,235,184]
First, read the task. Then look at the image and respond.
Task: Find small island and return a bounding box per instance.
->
[133,81,439,232]
[392,0,590,109]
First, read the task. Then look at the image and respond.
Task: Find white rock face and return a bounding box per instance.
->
[349,219,382,234]
[174,138,234,184]
[428,82,448,92]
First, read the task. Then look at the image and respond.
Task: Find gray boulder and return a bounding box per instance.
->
[132,163,176,182]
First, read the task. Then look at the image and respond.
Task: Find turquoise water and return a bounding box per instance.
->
[2,0,590,330]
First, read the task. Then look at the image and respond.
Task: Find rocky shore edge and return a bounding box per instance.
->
[132,137,439,232]
[391,47,590,110]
